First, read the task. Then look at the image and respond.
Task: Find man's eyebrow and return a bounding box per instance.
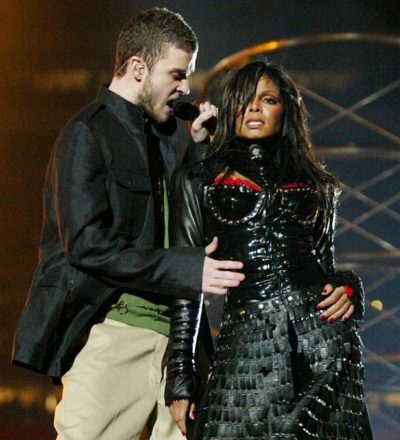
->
[169,68,187,73]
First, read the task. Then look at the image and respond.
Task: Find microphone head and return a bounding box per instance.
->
[173,101,218,134]
[173,101,200,122]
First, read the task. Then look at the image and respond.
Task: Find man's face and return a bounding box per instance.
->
[138,46,196,123]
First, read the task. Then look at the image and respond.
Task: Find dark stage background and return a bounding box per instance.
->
[0,1,399,438]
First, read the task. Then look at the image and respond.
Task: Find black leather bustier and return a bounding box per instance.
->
[203,137,325,305]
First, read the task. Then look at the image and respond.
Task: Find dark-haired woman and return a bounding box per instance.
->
[165,61,373,439]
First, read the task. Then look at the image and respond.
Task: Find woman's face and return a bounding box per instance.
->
[235,76,284,139]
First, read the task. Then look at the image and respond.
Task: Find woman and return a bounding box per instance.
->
[165,61,372,439]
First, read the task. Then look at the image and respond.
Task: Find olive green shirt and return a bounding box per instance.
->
[106,178,170,336]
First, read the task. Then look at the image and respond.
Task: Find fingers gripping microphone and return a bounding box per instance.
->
[173,101,217,134]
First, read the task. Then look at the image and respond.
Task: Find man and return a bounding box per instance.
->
[12,8,244,440]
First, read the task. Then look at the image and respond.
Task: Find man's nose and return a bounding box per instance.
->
[177,78,190,96]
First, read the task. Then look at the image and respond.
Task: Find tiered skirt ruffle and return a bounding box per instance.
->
[194,286,373,440]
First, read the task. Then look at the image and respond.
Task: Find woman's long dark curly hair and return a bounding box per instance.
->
[206,61,339,212]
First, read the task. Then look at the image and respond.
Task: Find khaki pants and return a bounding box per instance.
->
[54,319,181,440]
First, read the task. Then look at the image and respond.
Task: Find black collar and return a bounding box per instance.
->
[225,136,279,160]
[97,86,178,136]
[97,86,146,129]
[202,137,279,186]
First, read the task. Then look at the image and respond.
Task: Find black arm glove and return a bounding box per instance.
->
[164,297,203,406]
[313,185,365,321]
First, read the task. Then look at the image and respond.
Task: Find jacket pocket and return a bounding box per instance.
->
[33,264,101,305]
[110,167,151,192]
[109,167,151,237]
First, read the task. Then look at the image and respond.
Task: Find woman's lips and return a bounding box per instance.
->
[246,119,264,128]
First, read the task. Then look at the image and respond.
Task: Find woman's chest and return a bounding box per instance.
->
[204,178,320,227]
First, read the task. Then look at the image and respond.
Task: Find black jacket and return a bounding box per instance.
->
[12,87,205,378]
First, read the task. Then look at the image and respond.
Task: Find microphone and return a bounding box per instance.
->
[173,101,217,134]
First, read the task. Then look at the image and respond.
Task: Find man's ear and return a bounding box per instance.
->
[128,56,147,82]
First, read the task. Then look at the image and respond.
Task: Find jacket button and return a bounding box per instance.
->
[67,280,76,289]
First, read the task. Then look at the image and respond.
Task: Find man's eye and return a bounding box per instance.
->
[172,73,186,81]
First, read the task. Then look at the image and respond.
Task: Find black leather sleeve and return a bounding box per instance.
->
[164,298,203,405]
[313,186,339,275]
[165,165,209,405]
[313,185,365,321]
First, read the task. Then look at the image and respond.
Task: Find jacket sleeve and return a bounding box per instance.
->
[50,121,204,300]
[313,184,365,321]
[164,166,207,405]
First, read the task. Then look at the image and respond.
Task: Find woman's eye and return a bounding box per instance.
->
[263,97,277,104]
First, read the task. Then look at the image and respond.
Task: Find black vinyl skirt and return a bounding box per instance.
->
[194,286,373,440]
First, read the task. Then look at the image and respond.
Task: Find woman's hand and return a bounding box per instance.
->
[317,283,355,323]
[169,399,196,436]
[190,101,218,143]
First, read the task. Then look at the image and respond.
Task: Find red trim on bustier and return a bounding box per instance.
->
[213,177,311,192]
[213,176,262,192]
